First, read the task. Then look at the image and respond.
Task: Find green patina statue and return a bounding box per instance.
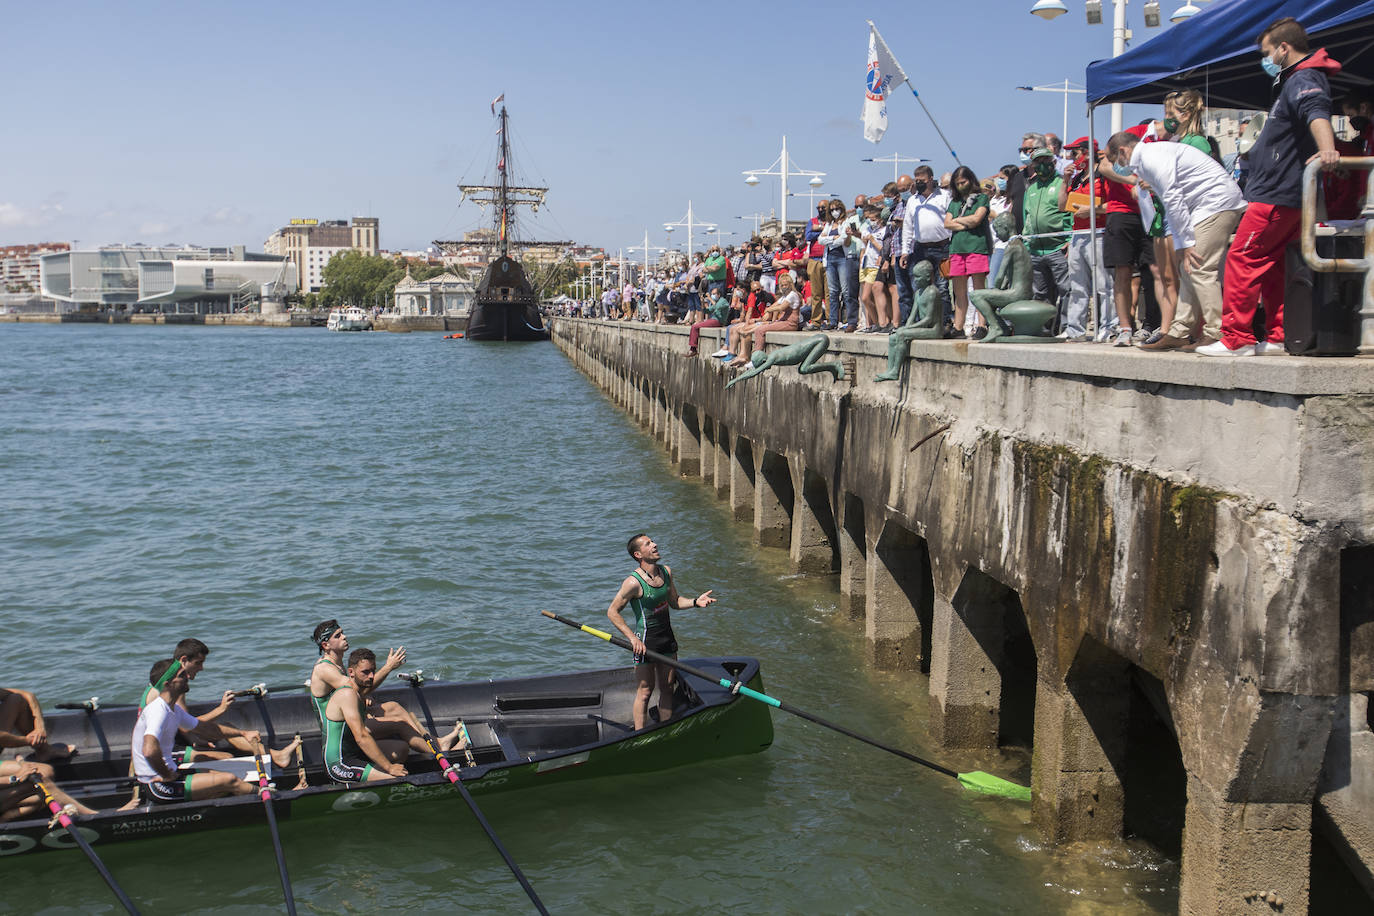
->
[970,212,1061,344]
[726,333,845,389]
[875,260,943,382]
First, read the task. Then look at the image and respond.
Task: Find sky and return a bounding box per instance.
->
[1,0,1202,258]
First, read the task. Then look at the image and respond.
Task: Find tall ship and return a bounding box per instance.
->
[453,102,549,341]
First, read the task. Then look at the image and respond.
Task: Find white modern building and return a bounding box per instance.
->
[393,270,474,316]
[40,246,297,312]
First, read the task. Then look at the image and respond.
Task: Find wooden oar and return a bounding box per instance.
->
[540,610,1031,801]
[420,734,550,916]
[250,751,298,915]
[27,775,141,914]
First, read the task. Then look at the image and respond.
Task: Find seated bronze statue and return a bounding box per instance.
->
[875,260,943,382]
[970,212,1061,344]
[726,333,845,389]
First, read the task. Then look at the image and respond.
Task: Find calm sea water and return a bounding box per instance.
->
[0,324,1176,914]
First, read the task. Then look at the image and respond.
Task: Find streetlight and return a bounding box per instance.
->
[860,153,929,182]
[736,212,770,236]
[629,230,667,292]
[1028,0,1164,133]
[1015,81,1087,144]
[1169,1,1204,22]
[741,135,825,236]
[664,200,715,259]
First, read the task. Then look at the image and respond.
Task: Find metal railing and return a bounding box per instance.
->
[1301,157,1374,355]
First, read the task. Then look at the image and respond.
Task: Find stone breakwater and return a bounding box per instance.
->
[550,317,1374,915]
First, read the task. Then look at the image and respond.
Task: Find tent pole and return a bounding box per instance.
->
[1088,103,1099,337]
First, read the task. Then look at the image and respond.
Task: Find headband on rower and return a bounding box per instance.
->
[152,659,182,691]
[316,623,341,653]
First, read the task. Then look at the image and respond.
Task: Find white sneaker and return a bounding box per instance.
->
[1255,341,1286,356]
[710,348,730,358]
[1113,329,1134,347]
[1196,339,1256,357]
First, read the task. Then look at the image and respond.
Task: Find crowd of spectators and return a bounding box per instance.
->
[556,18,1370,361]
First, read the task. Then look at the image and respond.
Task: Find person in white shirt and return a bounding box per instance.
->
[133,659,255,804]
[899,166,953,333]
[1107,131,1247,352]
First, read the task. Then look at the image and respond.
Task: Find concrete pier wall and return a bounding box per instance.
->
[551,317,1374,915]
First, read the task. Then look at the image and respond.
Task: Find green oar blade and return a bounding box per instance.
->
[956,770,1031,801]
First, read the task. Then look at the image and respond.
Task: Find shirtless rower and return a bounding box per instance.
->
[139,638,300,769]
[347,648,465,754]
[606,534,716,730]
[133,659,254,803]
[0,686,75,762]
[1,759,96,822]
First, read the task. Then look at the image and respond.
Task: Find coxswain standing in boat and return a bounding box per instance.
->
[0,685,75,762]
[138,638,301,769]
[133,659,254,803]
[346,648,466,754]
[606,534,716,730]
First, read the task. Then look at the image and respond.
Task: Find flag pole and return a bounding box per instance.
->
[868,21,962,166]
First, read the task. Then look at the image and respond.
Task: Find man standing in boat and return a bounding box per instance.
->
[606,534,716,730]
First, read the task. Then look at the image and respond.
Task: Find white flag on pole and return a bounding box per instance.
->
[862,24,904,144]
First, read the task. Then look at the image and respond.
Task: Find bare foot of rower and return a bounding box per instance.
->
[269,734,303,769]
[439,722,468,753]
[25,742,77,763]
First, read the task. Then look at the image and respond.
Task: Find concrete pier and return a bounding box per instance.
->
[551,317,1374,915]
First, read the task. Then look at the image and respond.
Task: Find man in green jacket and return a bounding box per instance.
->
[703,246,728,298]
[1022,147,1072,331]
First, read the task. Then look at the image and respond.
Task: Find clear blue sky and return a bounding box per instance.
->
[2,0,1191,256]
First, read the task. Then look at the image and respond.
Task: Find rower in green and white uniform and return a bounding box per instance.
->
[606,534,717,731]
[310,620,406,783]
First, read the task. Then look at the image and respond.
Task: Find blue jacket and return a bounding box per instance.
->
[1244,48,1340,209]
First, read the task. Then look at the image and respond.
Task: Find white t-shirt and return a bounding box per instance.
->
[132,696,198,781]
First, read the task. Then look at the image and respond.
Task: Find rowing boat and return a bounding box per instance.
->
[0,657,772,857]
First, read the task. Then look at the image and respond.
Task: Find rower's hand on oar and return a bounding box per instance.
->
[630,635,647,656]
[693,590,715,608]
[240,729,263,745]
[216,690,236,713]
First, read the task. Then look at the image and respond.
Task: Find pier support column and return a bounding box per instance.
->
[637,380,650,427]
[700,418,716,489]
[838,493,866,620]
[729,437,755,523]
[674,403,701,477]
[928,566,1035,749]
[863,515,933,671]
[711,422,731,500]
[788,463,838,573]
[1175,695,1334,916]
[753,449,793,549]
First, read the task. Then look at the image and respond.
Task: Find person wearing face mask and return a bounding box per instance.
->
[888,174,917,323]
[899,165,954,333]
[1325,89,1374,220]
[1107,131,1246,354]
[819,198,862,331]
[1200,16,1342,357]
[1060,138,1114,343]
[987,166,1017,287]
[1007,132,1047,236]
[1162,90,1218,160]
[1022,148,1071,334]
[805,203,829,328]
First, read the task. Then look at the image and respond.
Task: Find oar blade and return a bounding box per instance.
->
[956,770,1031,802]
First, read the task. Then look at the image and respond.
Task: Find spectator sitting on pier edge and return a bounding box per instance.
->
[685,287,730,357]
[726,273,799,369]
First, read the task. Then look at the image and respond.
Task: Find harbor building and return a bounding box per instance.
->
[392,269,473,316]
[264,217,380,294]
[39,246,296,313]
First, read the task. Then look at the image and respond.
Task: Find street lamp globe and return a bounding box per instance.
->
[744,173,760,186]
[1170,2,1200,22]
[1029,0,1069,19]
[809,175,824,187]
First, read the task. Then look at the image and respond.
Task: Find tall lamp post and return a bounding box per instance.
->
[736,212,770,237]
[742,136,825,235]
[1015,81,1087,143]
[860,153,928,182]
[1028,0,1168,134]
[629,230,666,288]
[664,200,715,260]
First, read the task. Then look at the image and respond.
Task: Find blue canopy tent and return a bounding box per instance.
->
[1086,0,1374,110]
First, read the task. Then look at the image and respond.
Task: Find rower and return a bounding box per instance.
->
[346,648,465,755]
[309,620,404,726]
[320,660,407,784]
[0,686,75,762]
[133,659,254,803]
[140,638,300,769]
[1,759,96,822]
[606,534,716,730]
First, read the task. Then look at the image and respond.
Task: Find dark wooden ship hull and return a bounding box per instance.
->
[466,256,547,341]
